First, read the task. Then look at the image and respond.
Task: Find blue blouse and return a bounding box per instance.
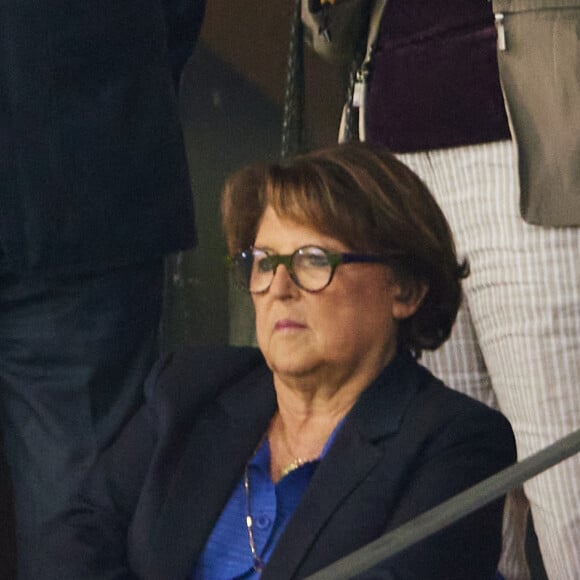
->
[192,423,343,579]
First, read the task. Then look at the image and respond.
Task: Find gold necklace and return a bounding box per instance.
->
[242,434,315,572]
[279,457,313,479]
[277,419,318,478]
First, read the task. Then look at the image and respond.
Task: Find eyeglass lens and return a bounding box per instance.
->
[238,247,334,293]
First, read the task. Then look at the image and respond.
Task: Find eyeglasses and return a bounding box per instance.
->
[228,245,403,294]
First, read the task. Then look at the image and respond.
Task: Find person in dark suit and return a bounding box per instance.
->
[0,0,204,574]
[40,143,516,579]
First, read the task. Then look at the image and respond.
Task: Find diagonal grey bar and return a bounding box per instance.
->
[306,427,580,580]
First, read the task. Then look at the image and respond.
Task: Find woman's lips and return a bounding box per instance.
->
[274,319,306,331]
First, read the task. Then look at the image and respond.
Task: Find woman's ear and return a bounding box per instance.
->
[391,279,428,320]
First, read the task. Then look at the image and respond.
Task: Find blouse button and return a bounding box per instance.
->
[255,514,272,529]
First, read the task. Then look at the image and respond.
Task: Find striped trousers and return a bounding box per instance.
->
[397,140,580,580]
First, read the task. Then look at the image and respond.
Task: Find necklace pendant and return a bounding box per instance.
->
[280,457,309,478]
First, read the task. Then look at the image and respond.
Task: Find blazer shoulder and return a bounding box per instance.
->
[413,361,501,415]
[143,345,266,423]
[349,354,514,458]
[411,363,516,459]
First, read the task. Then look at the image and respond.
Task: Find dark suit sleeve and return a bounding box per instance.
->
[33,347,264,579]
[161,0,206,88]
[360,407,516,580]
[30,357,171,580]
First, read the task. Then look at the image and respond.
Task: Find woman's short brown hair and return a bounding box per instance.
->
[221,142,468,356]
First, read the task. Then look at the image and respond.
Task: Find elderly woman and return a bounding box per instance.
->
[40,143,515,579]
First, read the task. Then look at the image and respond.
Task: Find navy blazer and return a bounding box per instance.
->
[0,0,204,275]
[39,346,516,579]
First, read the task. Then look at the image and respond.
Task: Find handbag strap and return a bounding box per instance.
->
[338,0,388,143]
[281,0,306,159]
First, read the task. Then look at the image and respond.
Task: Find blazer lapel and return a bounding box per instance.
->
[140,366,277,580]
[262,353,420,580]
[262,422,383,580]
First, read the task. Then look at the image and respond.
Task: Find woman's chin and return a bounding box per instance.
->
[266,349,319,381]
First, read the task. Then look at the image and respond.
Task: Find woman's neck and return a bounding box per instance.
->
[267,352,396,481]
[267,388,356,483]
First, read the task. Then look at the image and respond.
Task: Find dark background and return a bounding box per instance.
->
[161,0,345,350]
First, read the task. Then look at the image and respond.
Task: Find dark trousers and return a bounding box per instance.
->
[0,435,17,580]
[0,259,164,577]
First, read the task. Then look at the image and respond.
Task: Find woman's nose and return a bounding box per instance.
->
[269,263,299,296]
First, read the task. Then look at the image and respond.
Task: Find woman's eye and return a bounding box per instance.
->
[302,251,329,268]
[256,257,274,273]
